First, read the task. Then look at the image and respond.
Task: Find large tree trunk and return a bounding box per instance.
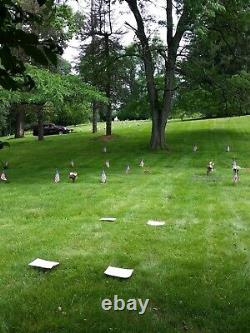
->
[37,105,44,141]
[150,57,175,149]
[15,105,25,138]
[150,111,167,149]
[92,101,98,133]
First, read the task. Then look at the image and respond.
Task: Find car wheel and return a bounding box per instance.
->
[59,131,63,135]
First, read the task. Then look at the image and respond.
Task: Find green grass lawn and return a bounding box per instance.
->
[0,117,249,333]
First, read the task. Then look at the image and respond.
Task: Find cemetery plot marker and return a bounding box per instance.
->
[28,258,59,270]
[232,159,240,183]
[147,220,165,226]
[54,170,60,183]
[100,217,117,222]
[100,170,107,183]
[0,171,7,181]
[69,171,78,182]
[207,161,215,175]
[104,266,134,279]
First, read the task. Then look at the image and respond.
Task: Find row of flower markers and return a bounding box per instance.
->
[0,144,241,183]
[60,158,144,183]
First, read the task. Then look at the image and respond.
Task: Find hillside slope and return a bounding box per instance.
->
[0,117,249,333]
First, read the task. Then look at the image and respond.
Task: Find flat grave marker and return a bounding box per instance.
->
[100,217,117,222]
[147,220,165,226]
[29,258,59,270]
[104,266,134,279]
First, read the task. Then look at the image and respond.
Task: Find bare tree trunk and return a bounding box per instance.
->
[92,101,98,133]
[37,105,44,141]
[15,104,25,138]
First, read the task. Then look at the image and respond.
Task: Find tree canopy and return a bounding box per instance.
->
[175,0,250,118]
[0,0,63,90]
[0,0,249,146]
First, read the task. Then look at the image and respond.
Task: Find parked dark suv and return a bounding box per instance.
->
[33,123,71,136]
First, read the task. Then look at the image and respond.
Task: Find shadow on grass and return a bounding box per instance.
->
[168,128,247,144]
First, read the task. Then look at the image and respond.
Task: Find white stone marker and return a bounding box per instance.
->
[147,220,165,226]
[54,170,60,183]
[139,160,144,167]
[29,258,59,269]
[100,170,107,183]
[100,217,117,222]
[0,171,7,181]
[104,266,134,279]
[69,171,78,182]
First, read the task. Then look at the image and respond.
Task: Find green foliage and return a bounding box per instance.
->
[52,101,91,126]
[0,66,106,133]
[118,71,151,120]
[19,0,80,50]
[0,0,80,91]
[118,95,150,120]
[0,66,106,106]
[52,4,79,42]
[79,36,122,115]
[0,0,62,90]
[0,100,9,135]
[173,87,217,119]
[226,71,250,115]
[175,0,250,119]
[117,39,166,121]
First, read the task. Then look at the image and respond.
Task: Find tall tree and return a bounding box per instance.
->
[123,0,225,149]
[80,0,122,136]
[90,0,99,133]
[10,0,78,138]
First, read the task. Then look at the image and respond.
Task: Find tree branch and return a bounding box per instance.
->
[125,21,137,33]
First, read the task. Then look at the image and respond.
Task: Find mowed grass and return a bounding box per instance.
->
[0,117,249,333]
